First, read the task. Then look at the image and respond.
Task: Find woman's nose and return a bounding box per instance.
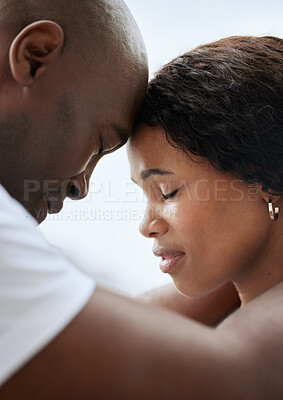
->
[68,172,89,200]
[139,208,168,238]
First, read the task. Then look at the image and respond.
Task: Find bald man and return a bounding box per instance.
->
[0,0,147,222]
[0,1,281,399]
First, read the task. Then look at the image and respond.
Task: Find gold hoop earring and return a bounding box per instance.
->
[268,199,279,221]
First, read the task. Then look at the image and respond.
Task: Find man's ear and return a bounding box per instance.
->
[9,20,64,87]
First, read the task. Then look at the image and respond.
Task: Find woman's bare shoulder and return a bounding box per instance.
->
[213,282,283,398]
[218,282,283,370]
[220,281,283,328]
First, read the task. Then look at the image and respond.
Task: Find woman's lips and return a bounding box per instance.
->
[153,247,185,274]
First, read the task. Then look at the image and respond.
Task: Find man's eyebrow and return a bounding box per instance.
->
[112,124,129,144]
[141,169,173,180]
[103,125,129,154]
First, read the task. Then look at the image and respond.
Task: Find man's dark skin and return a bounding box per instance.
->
[0,1,282,399]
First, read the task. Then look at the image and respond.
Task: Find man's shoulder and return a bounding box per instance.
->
[0,184,35,227]
[0,183,95,387]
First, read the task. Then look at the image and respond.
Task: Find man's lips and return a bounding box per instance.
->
[45,193,64,215]
[153,247,185,274]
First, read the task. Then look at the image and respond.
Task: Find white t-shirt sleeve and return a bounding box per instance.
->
[0,185,96,386]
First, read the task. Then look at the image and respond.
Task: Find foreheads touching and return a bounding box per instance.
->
[0,0,148,222]
[136,36,283,197]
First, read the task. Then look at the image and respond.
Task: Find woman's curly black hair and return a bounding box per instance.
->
[137,36,283,195]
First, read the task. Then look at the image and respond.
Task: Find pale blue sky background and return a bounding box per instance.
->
[39,0,283,295]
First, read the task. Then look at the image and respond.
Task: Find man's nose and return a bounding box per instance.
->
[68,171,90,200]
[139,208,168,238]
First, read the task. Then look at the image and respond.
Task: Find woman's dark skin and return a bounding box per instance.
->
[0,3,282,397]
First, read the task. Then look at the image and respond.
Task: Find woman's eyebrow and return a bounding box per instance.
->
[131,169,174,184]
[141,169,173,180]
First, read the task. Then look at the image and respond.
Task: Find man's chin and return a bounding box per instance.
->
[28,206,48,225]
[23,200,48,225]
[36,209,48,224]
[6,189,49,224]
[27,198,65,224]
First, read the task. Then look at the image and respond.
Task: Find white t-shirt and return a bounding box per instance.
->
[0,184,95,386]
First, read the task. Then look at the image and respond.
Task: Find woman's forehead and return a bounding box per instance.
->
[128,125,216,181]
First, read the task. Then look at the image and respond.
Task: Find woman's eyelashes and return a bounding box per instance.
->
[161,189,179,200]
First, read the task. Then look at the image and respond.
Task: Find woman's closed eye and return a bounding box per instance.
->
[161,189,179,200]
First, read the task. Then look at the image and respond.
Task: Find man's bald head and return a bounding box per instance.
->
[0,0,148,222]
[0,0,147,68]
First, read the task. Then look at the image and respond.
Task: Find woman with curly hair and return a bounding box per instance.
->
[128,36,283,308]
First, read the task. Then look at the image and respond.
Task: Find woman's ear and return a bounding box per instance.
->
[9,20,64,87]
[258,185,281,220]
[259,186,281,205]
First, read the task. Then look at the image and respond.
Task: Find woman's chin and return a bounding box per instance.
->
[172,279,221,298]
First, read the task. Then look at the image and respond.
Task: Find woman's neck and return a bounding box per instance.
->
[234,235,283,306]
